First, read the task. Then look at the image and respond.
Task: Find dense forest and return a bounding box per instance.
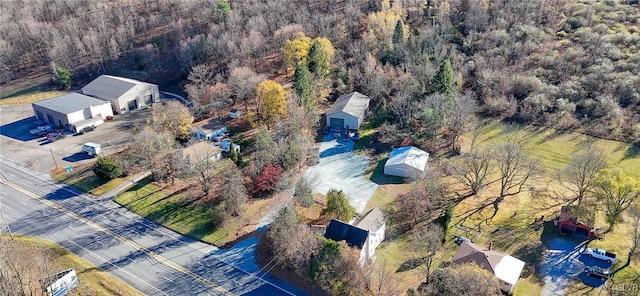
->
[1,0,639,143]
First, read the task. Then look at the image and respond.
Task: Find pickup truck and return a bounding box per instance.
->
[584,248,617,263]
[46,132,66,143]
[30,125,53,136]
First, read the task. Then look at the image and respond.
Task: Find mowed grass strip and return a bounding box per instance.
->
[0,90,65,106]
[115,178,271,246]
[52,167,126,196]
[1,234,143,296]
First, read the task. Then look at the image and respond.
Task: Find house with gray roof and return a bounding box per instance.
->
[81,75,159,114]
[324,207,386,265]
[326,92,370,129]
[452,241,526,293]
[32,93,113,131]
[192,118,227,141]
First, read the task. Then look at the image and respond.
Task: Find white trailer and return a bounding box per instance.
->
[81,142,102,156]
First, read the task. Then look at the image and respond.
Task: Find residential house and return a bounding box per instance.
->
[325,92,370,130]
[383,146,429,179]
[181,142,222,166]
[192,118,227,141]
[452,241,526,293]
[82,75,159,114]
[324,207,386,265]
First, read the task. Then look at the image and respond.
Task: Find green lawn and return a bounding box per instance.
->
[114,178,271,246]
[353,121,376,152]
[2,235,142,296]
[0,90,65,105]
[52,166,126,196]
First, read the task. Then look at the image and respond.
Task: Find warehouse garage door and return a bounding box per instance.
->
[127,100,138,111]
[329,117,344,128]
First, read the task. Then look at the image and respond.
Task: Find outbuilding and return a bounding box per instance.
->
[383,146,429,179]
[326,92,370,130]
[32,93,113,132]
[81,75,159,114]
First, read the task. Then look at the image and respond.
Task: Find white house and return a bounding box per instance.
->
[452,241,526,293]
[325,92,370,130]
[192,118,227,141]
[81,75,159,114]
[324,207,386,265]
[384,146,429,179]
[32,93,113,132]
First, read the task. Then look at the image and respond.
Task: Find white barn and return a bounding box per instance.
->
[32,93,113,132]
[81,75,159,114]
[384,146,429,179]
[325,92,370,129]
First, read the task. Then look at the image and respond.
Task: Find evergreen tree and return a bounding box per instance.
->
[392,19,404,44]
[308,40,329,77]
[293,63,313,110]
[373,98,390,127]
[442,202,454,242]
[431,57,458,96]
[52,66,72,90]
[216,0,231,20]
[322,189,355,221]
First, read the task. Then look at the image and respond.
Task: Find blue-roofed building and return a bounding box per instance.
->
[384,146,429,179]
[324,207,386,265]
[32,92,113,131]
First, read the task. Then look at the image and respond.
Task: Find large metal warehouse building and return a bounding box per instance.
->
[325,92,371,130]
[32,93,113,131]
[81,75,159,114]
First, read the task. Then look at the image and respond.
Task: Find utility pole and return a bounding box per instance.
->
[0,193,14,240]
[50,148,58,169]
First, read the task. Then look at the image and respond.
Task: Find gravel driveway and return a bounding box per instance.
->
[304,135,378,213]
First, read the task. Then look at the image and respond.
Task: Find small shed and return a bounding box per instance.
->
[229,109,242,119]
[384,146,429,179]
[192,118,227,141]
[325,92,370,129]
[220,141,240,153]
[557,205,596,238]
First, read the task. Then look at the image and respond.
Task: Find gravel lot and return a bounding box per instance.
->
[304,135,378,213]
[0,103,150,173]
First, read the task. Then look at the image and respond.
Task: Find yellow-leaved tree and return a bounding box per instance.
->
[362,0,409,47]
[256,80,287,125]
[149,100,194,141]
[282,32,312,76]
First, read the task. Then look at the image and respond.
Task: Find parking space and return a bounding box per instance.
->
[0,103,150,173]
[304,134,378,213]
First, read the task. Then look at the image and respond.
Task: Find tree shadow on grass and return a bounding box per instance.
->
[396,257,426,273]
[624,143,640,159]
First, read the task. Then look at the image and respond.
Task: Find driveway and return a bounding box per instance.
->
[539,236,610,295]
[0,103,150,173]
[304,135,378,213]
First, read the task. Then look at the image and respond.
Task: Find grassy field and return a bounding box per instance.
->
[0,90,64,106]
[114,177,272,246]
[1,235,142,296]
[364,120,640,295]
[52,166,126,196]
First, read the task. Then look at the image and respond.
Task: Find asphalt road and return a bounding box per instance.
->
[0,156,306,296]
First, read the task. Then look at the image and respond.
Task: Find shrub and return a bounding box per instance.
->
[93,157,122,180]
[322,189,355,221]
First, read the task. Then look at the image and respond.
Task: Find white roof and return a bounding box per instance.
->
[385,146,429,170]
[326,92,370,117]
[82,75,155,99]
[33,93,110,115]
[83,142,100,148]
[494,255,526,285]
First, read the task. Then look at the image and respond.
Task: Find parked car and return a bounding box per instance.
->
[584,248,617,263]
[81,142,101,157]
[212,133,227,142]
[323,126,331,135]
[77,125,96,135]
[453,236,471,245]
[47,132,66,143]
[30,125,53,136]
[584,266,611,280]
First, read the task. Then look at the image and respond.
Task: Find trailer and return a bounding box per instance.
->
[81,142,101,157]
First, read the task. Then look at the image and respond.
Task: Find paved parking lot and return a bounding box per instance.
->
[0,103,150,173]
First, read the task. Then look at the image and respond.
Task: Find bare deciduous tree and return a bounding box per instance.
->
[228,66,266,111]
[446,91,478,154]
[557,147,607,209]
[216,160,248,216]
[452,148,494,199]
[413,223,445,286]
[419,263,501,296]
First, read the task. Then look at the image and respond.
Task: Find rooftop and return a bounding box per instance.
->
[82,75,154,99]
[385,146,429,169]
[326,92,371,117]
[324,219,368,249]
[33,92,111,115]
[354,207,385,232]
[193,118,226,134]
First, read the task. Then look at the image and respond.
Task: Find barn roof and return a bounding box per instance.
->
[33,92,111,115]
[82,75,154,99]
[385,146,429,170]
[324,219,368,249]
[326,92,370,117]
